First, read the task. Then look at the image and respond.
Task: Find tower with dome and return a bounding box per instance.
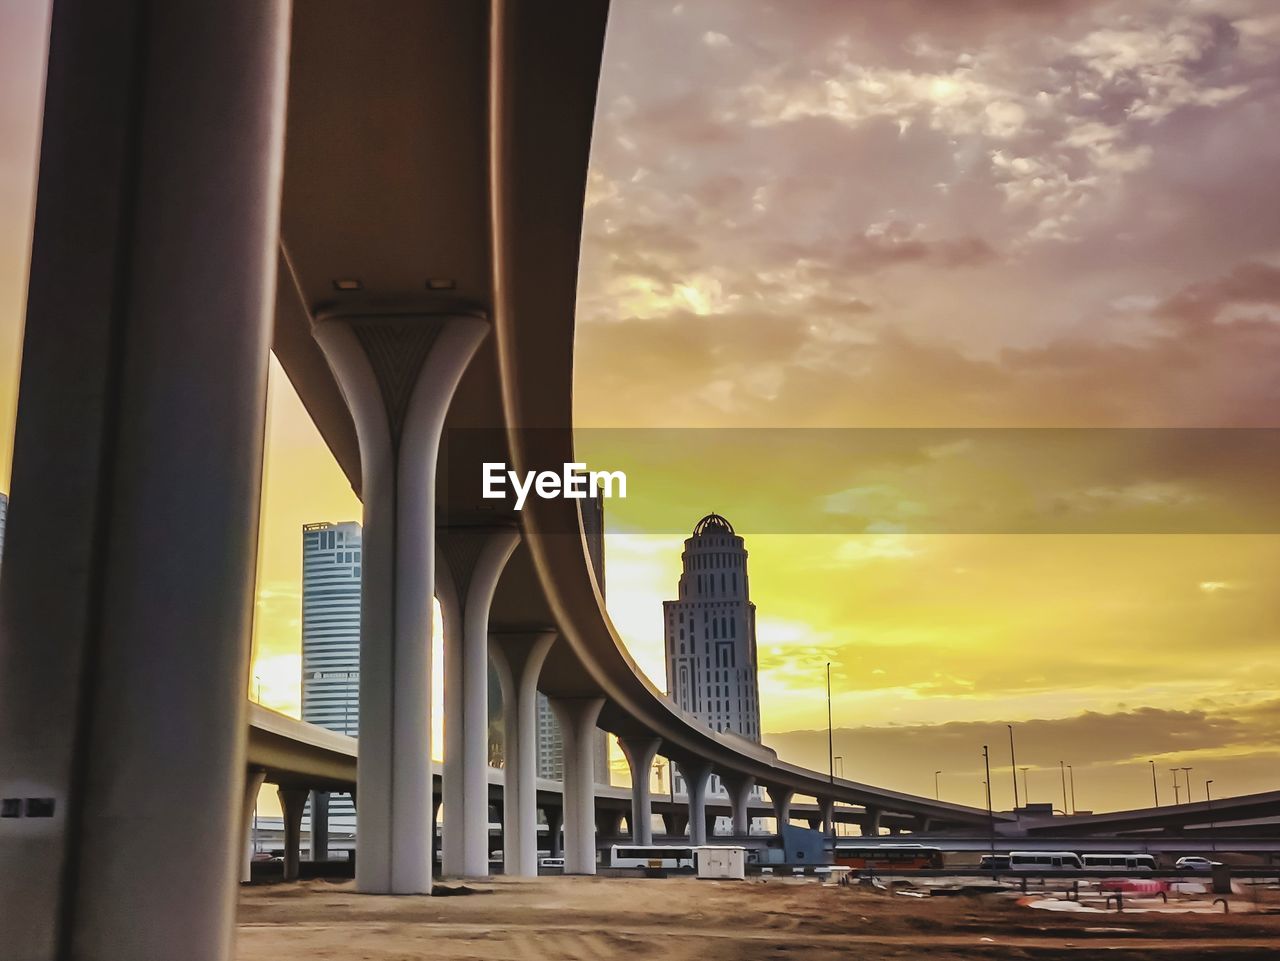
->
[663,513,763,802]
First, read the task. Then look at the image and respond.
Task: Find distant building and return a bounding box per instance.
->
[301,521,362,828]
[535,491,610,785]
[664,514,763,807]
[0,491,8,565]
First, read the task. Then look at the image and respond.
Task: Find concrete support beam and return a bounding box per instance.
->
[595,809,624,839]
[313,312,488,895]
[278,788,308,883]
[820,797,836,838]
[548,698,605,874]
[722,774,756,838]
[545,807,563,859]
[241,768,268,883]
[863,805,882,837]
[807,816,821,831]
[0,3,289,955]
[680,762,714,846]
[490,630,555,877]
[439,529,520,878]
[617,738,662,845]
[767,785,794,836]
[310,791,330,862]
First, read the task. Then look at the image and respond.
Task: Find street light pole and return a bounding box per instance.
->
[1170,769,1181,805]
[1068,764,1077,814]
[1206,779,1216,853]
[1008,724,1019,811]
[1019,767,1029,802]
[934,770,942,801]
[826,662,834,785]
[1180,767,1193,803]
[1149,760,1159,807]
[982,746,995,858]
[1059,760,1069,815]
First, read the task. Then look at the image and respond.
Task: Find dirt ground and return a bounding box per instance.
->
[236,875,1280,961]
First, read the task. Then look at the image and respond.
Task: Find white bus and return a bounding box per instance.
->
[610,844,695,869]
[1082,853,1156,871]
[1008,851,1083,871]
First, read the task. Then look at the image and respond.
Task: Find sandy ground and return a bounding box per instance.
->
[237,875,1280,961]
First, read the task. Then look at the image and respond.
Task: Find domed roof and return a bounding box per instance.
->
[692,513,735,536]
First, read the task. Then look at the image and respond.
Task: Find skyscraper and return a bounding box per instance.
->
[535,491,610,784]
[301,521,362,828]
[664,513,762,801]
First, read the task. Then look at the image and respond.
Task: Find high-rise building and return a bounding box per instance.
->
[664,513,762,803]
[301,521,362,828]
[535,492,610,784]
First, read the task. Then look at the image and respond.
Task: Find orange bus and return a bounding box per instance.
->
[833,843,944,870]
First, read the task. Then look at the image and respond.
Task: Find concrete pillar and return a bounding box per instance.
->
[310,791,330,862]
[438,529,520,878]
[680,762,714,846]
[863,805,882,837]
[820,797,836,837]
[596,809,624,839]
[313,312,489,895]
[548,697,604,874]
[660,812,677,837]
[722,774,756,838]
[768,785,794,836]
[278,788,308,883]
[617,738,661,845]
[490,630,555,877]
[807,816,821,831]
[241,768,268,883]
[546,807,563,859]
[0,3,289,957]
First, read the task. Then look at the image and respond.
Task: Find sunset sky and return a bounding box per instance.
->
[2,0,1279,812]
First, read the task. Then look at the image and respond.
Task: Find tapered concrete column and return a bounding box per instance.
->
[672,812,689,836]
[617,738,661,845]
[820,797,836,837]
[721,774,756,838]
[680,762,714,846]
[546,807,563,858]
[596,809,624,838]
[0,4,289,957]
[548,697,605,874]
[241,769,268,883]
[807,816,822,831]
[768,785,794,836]
[863,805,882,837]
[490,630,555,877]
[313,312,488,895]
[438,528,520,878]
[310,791,330,861]
[278,788,308,883]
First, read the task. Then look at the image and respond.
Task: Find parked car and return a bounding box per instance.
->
[1175,856,1220,871]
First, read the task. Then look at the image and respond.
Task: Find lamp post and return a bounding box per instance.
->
[1180,767,1193,802]
[1149,760,1159,807]
[1170,769,1181,805]
[1068,764,1077,814]
[1008,724,1019,811]
[934,770,942,801]
[834,755,844,779]
[1019,766,1029,803]
[826,662,834,785]
[1206,780,1216,853]
[982,745,995,858]
[1059,761,1069,815]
